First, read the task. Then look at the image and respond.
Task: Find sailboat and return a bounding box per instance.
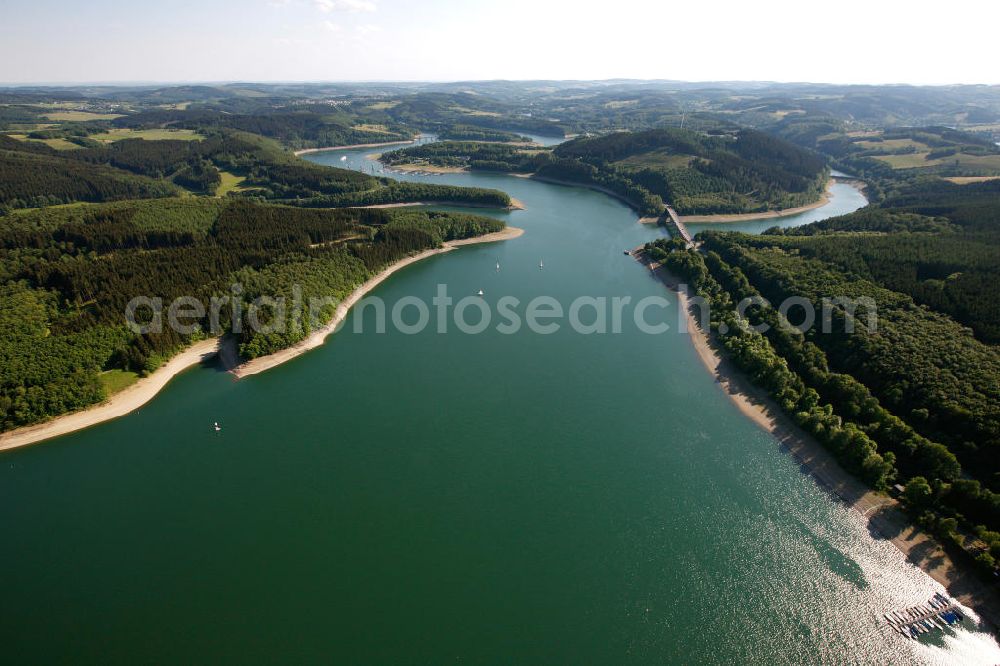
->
[340,155,347,162]
[477,289,484,297]
[496,258,501,272]
[539,259,544,269]
[213,422,221,432]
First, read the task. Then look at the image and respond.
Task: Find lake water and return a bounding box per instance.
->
[0,144,997,664]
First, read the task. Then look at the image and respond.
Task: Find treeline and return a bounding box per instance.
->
[649,238,1000,573]
[698,232,1000,480]
[533,157,665,215]
[651,240,896,488]
[0,198,503,431]
[271,181,512,209]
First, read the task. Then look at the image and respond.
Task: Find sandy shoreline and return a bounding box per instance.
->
[635,250,1000,630]
[355,198,525,211]
[233,226,524,377]
[679,180,834,223]
[512,173,644,212]
[293,138,418,156]
[0,227,524,452]
[384,163,468,175]
[0,338,225,452]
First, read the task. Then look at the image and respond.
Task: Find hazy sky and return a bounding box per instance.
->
[2,0,997,85]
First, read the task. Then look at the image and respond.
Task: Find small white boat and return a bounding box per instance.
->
[213,422,221,432]
[340,156,347,162]
[477,289,484,297]
[496,259,501,272]
[539,260,544,269]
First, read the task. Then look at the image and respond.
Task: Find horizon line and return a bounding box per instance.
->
[2,78,1000,89]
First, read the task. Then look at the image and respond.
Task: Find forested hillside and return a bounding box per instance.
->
[554,128,829,214]
[380,128,829,216]
[0,125,511,210]
[110,107,415,150]
[0,136,180,208]
[0,198,504,431]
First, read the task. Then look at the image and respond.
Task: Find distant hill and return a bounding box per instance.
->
[552,128,828,215]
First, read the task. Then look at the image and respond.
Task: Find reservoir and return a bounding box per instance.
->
[0,141,996,664]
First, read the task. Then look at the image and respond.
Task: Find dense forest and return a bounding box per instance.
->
[0,198,504,431]
[0,136,180,208]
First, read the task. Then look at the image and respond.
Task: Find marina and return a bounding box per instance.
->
[885,593,966,639]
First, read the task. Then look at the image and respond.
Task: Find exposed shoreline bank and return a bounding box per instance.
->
[293,137,419,156]
[678,178,868,223]
[635,250,1000,632]
[233,226,524,377]
[511,173,645,212]
[383,163,468,175]
[0,338,226,453]
[355,198,525,211]
[0,227,524,453]
[679,180,834,223]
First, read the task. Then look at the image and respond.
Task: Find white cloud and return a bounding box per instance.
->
[354,23,380,36]
[323,20,343,32]
[314,0,376,13]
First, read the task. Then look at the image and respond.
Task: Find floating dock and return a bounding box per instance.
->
[884,592,965,639]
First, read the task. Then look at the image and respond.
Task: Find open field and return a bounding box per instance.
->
[386,162,467,174]
[88,128,202,142]
[964,123,1000,133]
[366,101,399,110]
[451,106,501,117]
[944,175,1000,184]
[43,110,124,121]
[873,152,936,169]
[855,138,928,151]
[354,123,390,133]
[875,151,1000,171]
[97,369,140,395]
[603,99,638,108]
[215,170,247,196]
[615,149,694,170]
[4,123,58,132]
[6,134,81,150]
